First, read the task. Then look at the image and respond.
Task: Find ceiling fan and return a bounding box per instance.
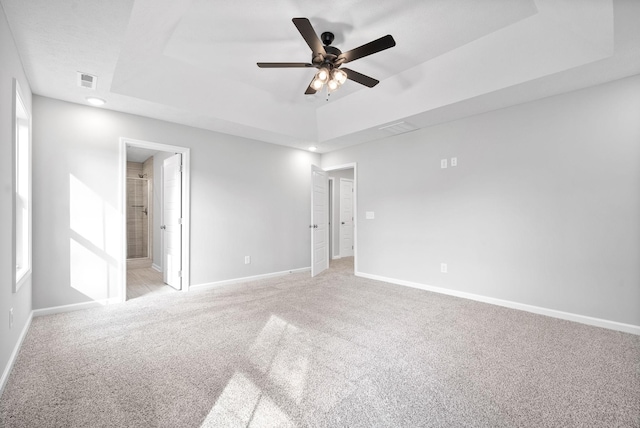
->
[257,18,396,94]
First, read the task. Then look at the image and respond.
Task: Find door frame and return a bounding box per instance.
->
[119,137,191,301]
[328,177,334,259]
[323,162,357,273]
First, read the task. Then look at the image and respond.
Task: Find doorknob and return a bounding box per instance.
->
[341,222,345,225]
[160,225,166,230]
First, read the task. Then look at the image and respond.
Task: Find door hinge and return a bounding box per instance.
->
[178,270,182,278]
[178,218,183,224]
[179,165,183,173]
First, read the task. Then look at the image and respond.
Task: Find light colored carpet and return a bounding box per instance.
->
[1,258,639,427]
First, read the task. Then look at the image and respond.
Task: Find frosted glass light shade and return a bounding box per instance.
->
[332,69,347,85]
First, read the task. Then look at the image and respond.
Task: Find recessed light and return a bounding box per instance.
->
[308,146,317,152]
[86,97,106,106]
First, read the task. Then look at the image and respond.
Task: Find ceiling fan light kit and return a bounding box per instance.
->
[257,18,396,95]
[312,66,346,92]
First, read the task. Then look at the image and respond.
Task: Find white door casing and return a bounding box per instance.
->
[311,165,329,277]
[163,153,182,290]
[120,137,191,302]
[328,177,334,259]
[339,178,354,257]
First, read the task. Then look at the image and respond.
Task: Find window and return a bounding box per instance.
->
[14,80,31,291]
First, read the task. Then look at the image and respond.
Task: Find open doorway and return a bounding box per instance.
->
[324,163,357,273]
[120,138,191,301]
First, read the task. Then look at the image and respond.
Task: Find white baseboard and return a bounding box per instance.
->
[355,271,640,336]
[32,298,117,317]
[1,310,33,395]
[192,267,311,292]
[151,263,162,272]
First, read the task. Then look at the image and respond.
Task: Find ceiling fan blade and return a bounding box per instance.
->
[337,34,396,64]
[292,18,326,58]
[341,68,379,88]
[304,76,318,95]
[257,62,314,68]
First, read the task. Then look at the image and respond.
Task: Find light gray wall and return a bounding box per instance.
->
[152,151,173,269]
[32,96,319,309]
[322,75,640,326]
[327,169,354,258]
[0,5,33,386]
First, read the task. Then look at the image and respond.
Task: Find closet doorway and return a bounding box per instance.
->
[324,163,357,273]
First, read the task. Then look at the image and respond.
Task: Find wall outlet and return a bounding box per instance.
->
[9,308,14,329]
[365,211,375,219]
[441,159,448,169]
[244,256,251,264]
[451,157,457,167]
[440,263,448,273]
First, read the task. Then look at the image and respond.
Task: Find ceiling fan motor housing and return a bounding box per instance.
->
[315,48,342,68]
[321,31,335,46]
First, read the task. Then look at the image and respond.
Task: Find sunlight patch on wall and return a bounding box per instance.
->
[69,174,121,301]
[70,174,105,249]
[70,238,109,301]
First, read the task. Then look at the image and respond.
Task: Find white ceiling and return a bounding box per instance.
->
[126,146,156,163]
[2,0,639,153]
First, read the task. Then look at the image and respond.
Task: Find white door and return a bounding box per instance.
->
[311,165,328,277]
[339,178,354,257]
[163,154,182,290]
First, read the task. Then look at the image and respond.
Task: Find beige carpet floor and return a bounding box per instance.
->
[1,258,639,427]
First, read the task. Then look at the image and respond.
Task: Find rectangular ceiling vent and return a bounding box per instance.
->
[77,72,97,90]
[379,121,418,135]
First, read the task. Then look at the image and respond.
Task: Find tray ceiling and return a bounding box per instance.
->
[2,0,639,152]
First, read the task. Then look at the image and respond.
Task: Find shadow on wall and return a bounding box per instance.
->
[69,174,121,302]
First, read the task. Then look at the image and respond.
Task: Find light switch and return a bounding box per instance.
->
[451,157,457,167]
[441,159,448,169]
[366,211,375,220]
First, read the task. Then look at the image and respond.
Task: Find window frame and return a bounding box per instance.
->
[13,79,31,292]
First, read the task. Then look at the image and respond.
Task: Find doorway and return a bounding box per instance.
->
[120,138,191,301]
[126,161,152,267]
[328,177,334,261]
[311,163,357,275]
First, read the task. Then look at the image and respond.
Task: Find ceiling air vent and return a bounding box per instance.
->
[77,72,97,90]
[379,121,418,135]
